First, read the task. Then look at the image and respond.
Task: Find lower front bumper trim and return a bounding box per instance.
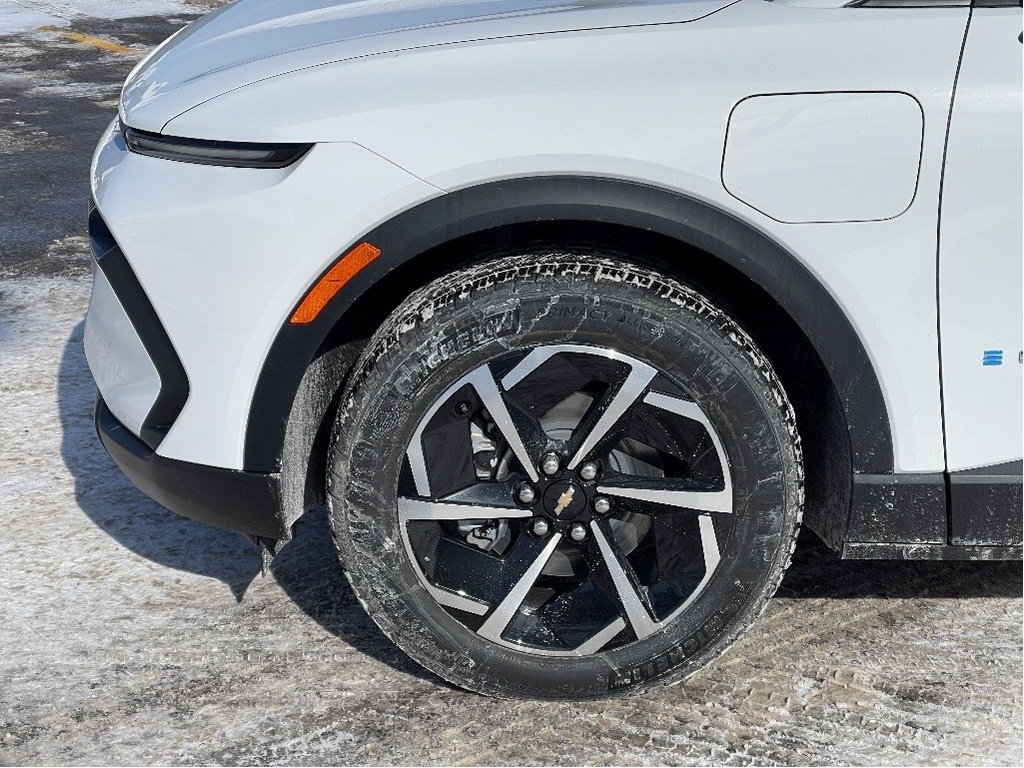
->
[95,397,287,540]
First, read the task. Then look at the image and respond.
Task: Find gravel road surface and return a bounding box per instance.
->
[1,4,1021,765]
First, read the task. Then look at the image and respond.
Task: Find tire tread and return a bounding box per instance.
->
[328,252,805,698]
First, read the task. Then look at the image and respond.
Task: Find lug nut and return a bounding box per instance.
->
[569,523,587,542]
[517,483,537,505]
[579,461,600,481]
[541,452,561,476]
[593,497,611,515]
[531,518,550,537]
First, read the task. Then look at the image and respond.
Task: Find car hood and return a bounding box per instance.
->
[121,0,735,133]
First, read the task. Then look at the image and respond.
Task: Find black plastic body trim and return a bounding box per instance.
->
[89,205,190,450]
[843,463,1022,557]
[847,473,948,545]
[96,398,286,539]
[847,1,970,7]
[948,460,1023,546]
[842,542,1021,560]
[245,176,896,476]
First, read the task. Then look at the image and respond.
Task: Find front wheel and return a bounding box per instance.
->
[329,253,803,698]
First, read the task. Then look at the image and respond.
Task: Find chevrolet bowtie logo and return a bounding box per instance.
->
[554,485,576,515]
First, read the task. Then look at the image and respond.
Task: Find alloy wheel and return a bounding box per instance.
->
[398,344,734,657]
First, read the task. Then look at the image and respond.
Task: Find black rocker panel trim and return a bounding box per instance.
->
[841,542,1021,560]
[847,473,948,545]
[843,463,1023,557]
[90,205,190,450]
[96,399,286,539]
[948,460,1023,546]
[245,176,895,475]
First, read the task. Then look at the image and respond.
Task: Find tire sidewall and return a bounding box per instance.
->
[331,256,801,698]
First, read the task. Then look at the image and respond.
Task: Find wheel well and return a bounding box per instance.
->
[295,220,852,550]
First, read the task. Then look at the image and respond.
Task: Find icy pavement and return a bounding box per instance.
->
[0,275,1020,764]
[0,1,219,34]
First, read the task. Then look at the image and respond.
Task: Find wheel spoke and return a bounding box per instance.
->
[425,585,490,616]
[500,344,593,391]
[595,389,733,514]
[477,533,563,643]
[398,496,532,522]
[407,365,542,496]
[597,477,733,515]
[642,390,731,476]
[570,617,627,655]
[589,520,659,640]
[567,361,657,469]
[499,344,658,469]
[690,515,722,604]
[661,515,722,617]
[465,366,541,483]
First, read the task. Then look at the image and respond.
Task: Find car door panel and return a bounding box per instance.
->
[939,6,1023,473]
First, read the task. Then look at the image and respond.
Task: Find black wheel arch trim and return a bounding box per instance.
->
[245,176,896,475]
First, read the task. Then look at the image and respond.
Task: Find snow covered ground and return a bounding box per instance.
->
[0,1,216,34]
[1,276,1021,766]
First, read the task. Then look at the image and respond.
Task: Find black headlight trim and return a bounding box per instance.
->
[122,124,313,169]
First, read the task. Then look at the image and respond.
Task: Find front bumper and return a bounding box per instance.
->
[89,117,439,471]
[85,204,189,450]
[96,397,287,539]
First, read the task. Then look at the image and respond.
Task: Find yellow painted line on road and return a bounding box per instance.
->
[39,26,136,56]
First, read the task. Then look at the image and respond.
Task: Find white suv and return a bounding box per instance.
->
[85,0,1022,698]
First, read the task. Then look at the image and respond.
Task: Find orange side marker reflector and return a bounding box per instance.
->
[290,242,381,325]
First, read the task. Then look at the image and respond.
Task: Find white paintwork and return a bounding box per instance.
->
[156,0,969,472]
[121,0,734,133]
[83,264,161,437]
[87,0,1018,475]
[723,92,924,223]
[91,119,442,469]
[938,8,1024,472]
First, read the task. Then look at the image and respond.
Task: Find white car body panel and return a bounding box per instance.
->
[85,0,1020,481]
[722,92,924,224]
[150,0,968,472]
[938,6,1024,472]
[121,0,735,133]
[84,265,162,436]
[91,120,442,468]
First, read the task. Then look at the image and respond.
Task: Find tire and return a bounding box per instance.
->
[328,252,804,699]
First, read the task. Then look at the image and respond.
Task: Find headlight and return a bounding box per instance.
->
[122,123,312,169]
